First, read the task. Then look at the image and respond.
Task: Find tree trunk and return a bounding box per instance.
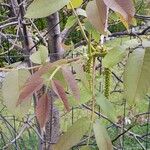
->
[47,12,64,62]
[42,12,64,150]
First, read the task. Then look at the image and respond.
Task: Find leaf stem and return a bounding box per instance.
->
[69,1,88,42]
[45,66,61,92]
[86,33,96,146]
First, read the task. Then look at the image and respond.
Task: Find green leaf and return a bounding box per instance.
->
[67,0,83,9]
[143,39,150,48]
[53,117,90,150]
[2,69,31,118]
[6,61,22,68]
[123,39,140,49]
[104,37,129,48]
[80,146,91,150]
[96,93,116,121]
[73,61,89,89]
[84,21,100,43]
[30,45,48,64]
[69,82,92,107]
[25,0,70,18]
[76,8,87,17]
[93,120,113,150]
[42,66,67,88]
[124,47,150,104]
[65,16,77,29]
[69,61,92,106]
[104,38,149,50]
[103,46,126,68]
[117,38,150,50]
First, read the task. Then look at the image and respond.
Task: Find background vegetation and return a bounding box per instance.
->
[0,0,150,149]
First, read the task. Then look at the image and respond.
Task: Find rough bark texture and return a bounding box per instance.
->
[47,13,64,62]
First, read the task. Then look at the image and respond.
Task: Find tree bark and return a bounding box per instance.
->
[47,12,64,62]
[42,12,64,150]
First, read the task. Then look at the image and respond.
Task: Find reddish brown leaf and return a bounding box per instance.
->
[27,59,67,83]
[17,76,43,105]
[29,63,53,81]
[103,0,135,24]
[86,0,108,34]
[17,59,68,106]
[17,63,52,105]
[36,93,50,128]
[61,66,80,100]
[52,80,70,111]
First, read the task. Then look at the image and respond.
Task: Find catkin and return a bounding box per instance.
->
[104,68,111,99]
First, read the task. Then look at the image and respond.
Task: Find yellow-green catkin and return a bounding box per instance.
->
[104,68,111,99]
[84,56,93,73]
[84,34,97,91]
[84,56,94,91]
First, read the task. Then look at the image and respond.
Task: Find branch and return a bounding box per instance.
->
[135,14,150,20]
[109,26,150,37]
[2,116,43,149]
[82,104,142,140]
